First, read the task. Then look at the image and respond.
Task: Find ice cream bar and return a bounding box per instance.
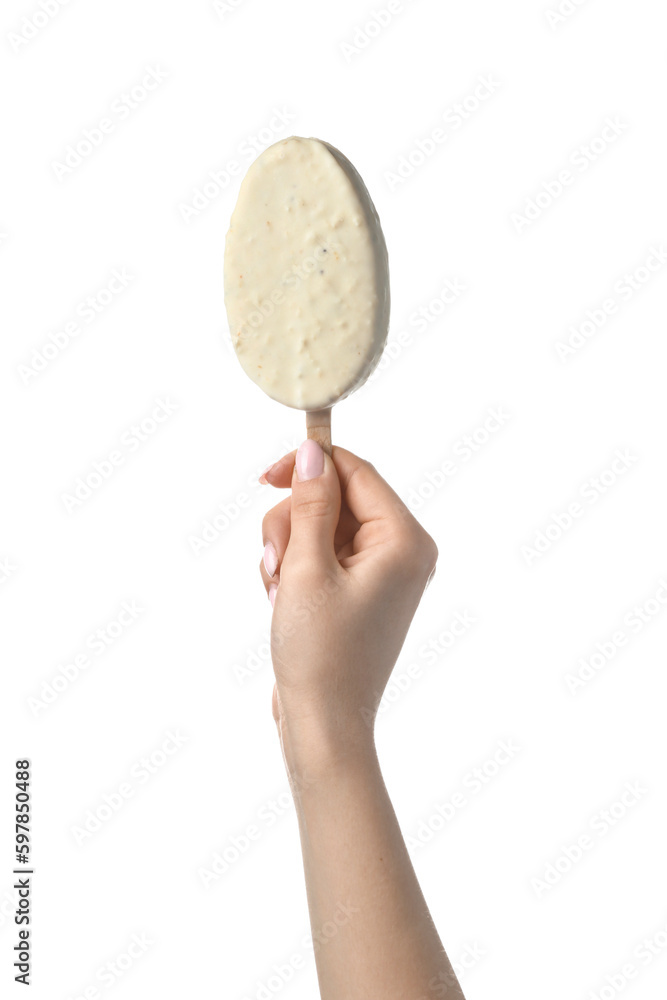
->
[224,136,390,419]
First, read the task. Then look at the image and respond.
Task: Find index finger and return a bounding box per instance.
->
[330,447,412,526]
[260,450,297,487]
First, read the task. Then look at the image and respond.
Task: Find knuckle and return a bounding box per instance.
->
[423,535,439,574]
[261,506,280,540]
[344,458,373,491]
[393,533,418,567]
[396,526,438,577]
[293,495,332,520]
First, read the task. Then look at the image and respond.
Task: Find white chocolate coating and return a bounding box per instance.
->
[224,136,390,411]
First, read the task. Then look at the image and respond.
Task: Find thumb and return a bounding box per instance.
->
[286,439,341,567]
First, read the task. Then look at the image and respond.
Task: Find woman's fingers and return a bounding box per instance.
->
[332,448,411,526]
[260,451,297,487]
[259,557,279,606]
[259,443,436,581]
[260,495,292,593]
[332,447,438,578]
[263,445,409,525]
[260,446,362,550]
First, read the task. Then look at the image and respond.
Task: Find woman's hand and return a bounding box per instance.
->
[259,440,438,774]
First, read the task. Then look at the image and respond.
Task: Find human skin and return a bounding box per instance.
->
[258,439,466,1000]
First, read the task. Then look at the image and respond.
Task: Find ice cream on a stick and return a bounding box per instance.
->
[224,136,390,453]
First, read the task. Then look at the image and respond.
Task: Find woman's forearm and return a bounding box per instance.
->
[285,725,465,1000]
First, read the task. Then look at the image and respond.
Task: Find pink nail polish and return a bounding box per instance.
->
[296,439,324,481]
[269,583,278,608]
[258,462,274,485]
[263,542,278,578]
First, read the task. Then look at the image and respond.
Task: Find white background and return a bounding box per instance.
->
[1,1,666,998]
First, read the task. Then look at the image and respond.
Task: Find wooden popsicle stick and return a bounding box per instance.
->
[306,408,332,456]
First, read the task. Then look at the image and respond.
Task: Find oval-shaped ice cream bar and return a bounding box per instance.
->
[224,136,390,417]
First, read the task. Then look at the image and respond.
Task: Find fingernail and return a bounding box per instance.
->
[296,439,324,481]
[258,462,274,485]
[269,583,278,608]
[263,541,278,578]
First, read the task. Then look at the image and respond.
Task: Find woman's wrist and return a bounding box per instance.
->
[276,704,379,789]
